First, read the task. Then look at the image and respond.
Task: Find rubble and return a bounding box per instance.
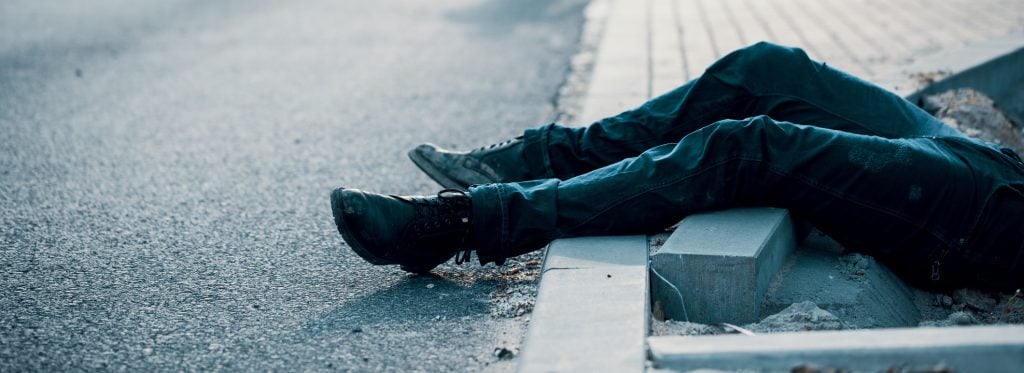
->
[922,88,1024,154]
[743,301,845,333]
[484,252,543,318]
[920,311,980,327]
[952,288,998,313]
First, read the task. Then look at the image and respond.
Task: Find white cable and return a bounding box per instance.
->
[650,265,690,322]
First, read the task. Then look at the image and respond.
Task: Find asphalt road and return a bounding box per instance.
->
[0,0,588,370]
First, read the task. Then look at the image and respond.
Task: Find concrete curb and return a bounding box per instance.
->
[873,32,1024,123]
[516,236,649,373]
[903,32,1024,124]
[649,325,1024,372]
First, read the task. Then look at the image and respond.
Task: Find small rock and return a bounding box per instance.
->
[949,311,979,325]
[939,295,954,308]
[854,257,870,270]
[953,288,997,312]
[839,253,871,273]
[791,363,839,373]
[493,347,514,360]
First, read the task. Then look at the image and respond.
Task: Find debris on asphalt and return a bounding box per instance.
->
[484,252,543,319]
[909,70,953,87]
[493,347,515,360]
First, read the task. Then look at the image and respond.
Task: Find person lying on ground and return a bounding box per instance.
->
[329,42,1024,291]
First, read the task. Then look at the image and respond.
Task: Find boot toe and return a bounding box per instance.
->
[330,188,392,265]
[329,188,465,274]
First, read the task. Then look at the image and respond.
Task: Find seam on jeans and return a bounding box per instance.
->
[497,184,509,256]
[704,67,894,138]
[539,125,556,178]
[552,180,567,238]
[565,155,958,251]
[565,155,756,232]
[597,95,738,151]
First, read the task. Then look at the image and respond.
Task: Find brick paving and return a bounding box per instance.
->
[581,0,1024,122]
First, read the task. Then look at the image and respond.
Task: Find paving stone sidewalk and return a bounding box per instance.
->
[581,0,1024,122]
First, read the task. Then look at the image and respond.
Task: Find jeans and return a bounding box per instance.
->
[469,42,1024,290]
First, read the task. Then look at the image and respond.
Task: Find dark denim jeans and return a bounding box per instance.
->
[470,42,1024,290]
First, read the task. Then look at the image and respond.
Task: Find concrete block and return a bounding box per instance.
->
[649,325,1024,372]
[650,208,795,324]
[517,236,649,373]
[763,250,920,328]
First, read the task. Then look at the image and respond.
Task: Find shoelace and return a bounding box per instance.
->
[409,189,473,265]
[469,137,520,154]
[440,189,474,265]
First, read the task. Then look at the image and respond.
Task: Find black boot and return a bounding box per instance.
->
[408,137,532,191]
[330,188,474,274]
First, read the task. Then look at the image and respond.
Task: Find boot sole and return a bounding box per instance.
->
[407,148,469,192]
[330,188,390,266]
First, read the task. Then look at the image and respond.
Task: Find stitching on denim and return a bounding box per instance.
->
[702,64,896,138]
[564,155,958,250]
[597,96,737,150]
[497,184,509,255]
[552,180,566,238]
[565,155,757,232]
[539,126,556,178]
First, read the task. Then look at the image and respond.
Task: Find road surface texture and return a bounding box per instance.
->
[0,0,588,370]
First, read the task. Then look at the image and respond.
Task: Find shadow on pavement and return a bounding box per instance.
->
[299,273,494,338]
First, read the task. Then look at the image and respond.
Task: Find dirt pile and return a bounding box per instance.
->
[923,88,1024,154]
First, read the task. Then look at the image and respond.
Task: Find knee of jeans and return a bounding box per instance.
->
[702,117,777,156]
[710,42,810,76]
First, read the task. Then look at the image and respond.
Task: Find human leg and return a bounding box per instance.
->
[525,42,964,180]
[470,116,990,287]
